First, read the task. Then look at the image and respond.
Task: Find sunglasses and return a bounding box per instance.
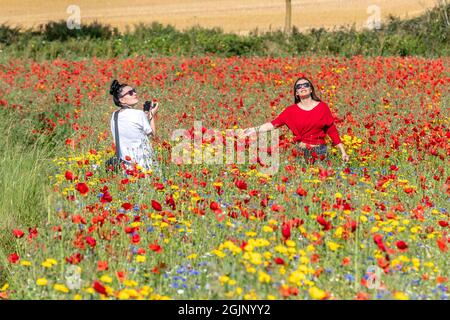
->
[120,88,137,98]
[295,82,311,90]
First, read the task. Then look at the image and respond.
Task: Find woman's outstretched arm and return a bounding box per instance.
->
[243,122,274,136]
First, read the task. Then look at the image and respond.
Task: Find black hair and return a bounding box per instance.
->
[294,77,321,104]
[109,79,127,107]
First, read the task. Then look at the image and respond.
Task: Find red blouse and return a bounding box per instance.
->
[270,101,342,146]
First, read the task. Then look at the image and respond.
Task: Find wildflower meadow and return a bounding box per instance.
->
[0,55,448,300]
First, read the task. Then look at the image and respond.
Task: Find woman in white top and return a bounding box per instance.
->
[109,79,159,171]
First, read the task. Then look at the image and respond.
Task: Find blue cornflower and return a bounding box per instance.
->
[146,226,154,232]
[345,274,355,282]
[190,270,200,276]
[438,284,448,292]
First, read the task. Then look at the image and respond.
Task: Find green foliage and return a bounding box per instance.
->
[40,20,119,41]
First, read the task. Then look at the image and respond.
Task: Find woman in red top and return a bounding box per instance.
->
[244,77,349,164]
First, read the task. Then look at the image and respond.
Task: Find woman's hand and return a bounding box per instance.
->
[342,152,349,163]
[150,102,159,117]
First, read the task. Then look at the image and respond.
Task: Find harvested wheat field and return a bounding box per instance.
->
[0,0,441,34]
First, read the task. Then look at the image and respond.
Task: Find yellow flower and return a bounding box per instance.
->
[285,240,296,248]
[73,294,82,300]
[140,286,153,297]
[1,283,9,291]
[100,275,113,283]
[20,260,32,267]
[249,252,263,265]
[41,261,53,268]
[212,249,226,258]
[258,271,271,284]
[262,226,273,233]
[42,258,58,268]
[309,286,326,299]
[53,284,69,293]
[300,256,309,264]
[278,266,286,275]
[187,253,197,259]
[123,280,138,287]
[36,278,48,286]
[84,287,95,295]
[334,227,344,238]
[394,292,409,300]
[327,241,340,251]
[118,290,130,300]
[288,270,305,285]
[274,245,288,254]
[219,275,230,285]
[135,255,146,263]
[263,251,272,260]
[246,266,256,273]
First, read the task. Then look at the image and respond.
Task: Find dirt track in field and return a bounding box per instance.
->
[0,0,440,34]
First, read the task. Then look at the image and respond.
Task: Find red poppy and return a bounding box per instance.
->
[8,253,19,264]
[75,182,89,196]
[66,252,84,264]
[437,238,448,252]
[28,227,38,240]
[151,200,162,211]
[65,170,74,181]
[373,234,386,252]
[210,201,220,211]
[13,229,24,238]
[100,190,112,203]
[121,203,133,210]
[274,257,285,265]
[396,240,408,251]
[438,221,449,228]
[131,233,140,244]
[85,236,96,248]
[296,186,307,197]
[93,281,107,296]
[281,223,291,240]
[341,257,351,266]
[97,261,109,271]
[149,243,162,253]
[116,271,126,282]
[316,215,332,231]
[235,180,248,190]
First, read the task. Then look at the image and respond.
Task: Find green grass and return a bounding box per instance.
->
[0,109,61,284]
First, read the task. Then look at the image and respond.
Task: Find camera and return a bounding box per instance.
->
[143,100,157,112]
